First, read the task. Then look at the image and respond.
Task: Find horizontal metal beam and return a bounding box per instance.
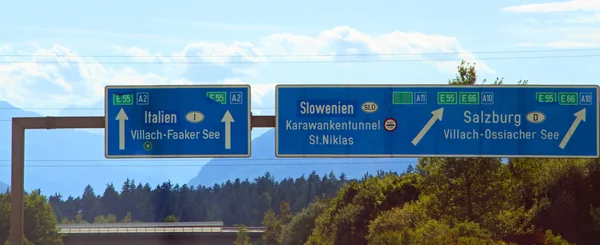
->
[13,117,105,129]
[12,115,276,129]
[251,115,276,128]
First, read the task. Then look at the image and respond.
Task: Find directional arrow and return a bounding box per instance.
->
[116,108,129,150]
[559,108,586,149]
[221,110,235,150]
[412,108,444,146]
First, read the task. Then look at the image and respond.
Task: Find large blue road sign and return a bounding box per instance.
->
[276,85,599,158]
[105,85,251,158]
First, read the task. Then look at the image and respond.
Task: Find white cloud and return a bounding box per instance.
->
[514,26,600,48]
[222,78,276,106]
[547,40,600,47]
[192,21,281,32]
[503,1,600,48]
[274,27,493,73]
[113,42,267,82]
[5,26,194,44]
[516,40,600,48]
[0,45,191,115]
[177,42,268,64]
[566,13,600,23]
[112,46,170,63]
[116,26,492,74]
[0,45,110,113]
[0,26,488,115]
[502,0,600,13]
[503,2,600,26]
[0,44,10,53]
[515,42,541,47]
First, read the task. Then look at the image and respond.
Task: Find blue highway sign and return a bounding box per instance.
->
[275,85,599,158]
[105,85,251,158]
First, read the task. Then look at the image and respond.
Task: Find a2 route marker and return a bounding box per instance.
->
[275,84,599,158]
[105,85,251,158]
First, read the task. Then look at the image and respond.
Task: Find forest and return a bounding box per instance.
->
[1,62,600,245]
[50,170,348,226]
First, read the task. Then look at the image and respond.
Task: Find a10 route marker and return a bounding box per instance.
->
[275,84,599,158]
[105,85,251,158]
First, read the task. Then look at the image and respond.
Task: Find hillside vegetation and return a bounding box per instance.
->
[257,157,600,245]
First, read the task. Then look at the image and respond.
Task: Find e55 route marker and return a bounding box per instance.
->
[275,84,599,158]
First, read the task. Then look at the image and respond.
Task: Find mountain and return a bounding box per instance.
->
[188,129,417,187]
[0,181,8,191]
[0,101,206,198]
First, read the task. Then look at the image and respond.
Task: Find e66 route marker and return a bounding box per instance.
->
[105,85,251,158]
[275,84,599,158]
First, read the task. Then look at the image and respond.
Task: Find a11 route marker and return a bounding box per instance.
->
[105,85,251,158]
[275,84,599,158]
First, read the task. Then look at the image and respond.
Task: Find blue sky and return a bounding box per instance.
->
[0,0,599,121]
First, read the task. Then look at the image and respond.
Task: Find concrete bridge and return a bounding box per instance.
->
[58,222,265,245]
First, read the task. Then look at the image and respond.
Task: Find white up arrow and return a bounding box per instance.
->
[559,108,586,149]
[221,110,235,150]
[116,108,129,150]
[412,108,444,146]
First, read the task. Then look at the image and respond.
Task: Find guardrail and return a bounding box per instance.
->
[58,221,224,229]
[58,226,266,234]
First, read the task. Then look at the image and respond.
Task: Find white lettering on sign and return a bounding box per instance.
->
[483,129,536,140]
[299,101,355,115]
[540,129,560,140]
[129,129,227,141]
[308,135,354,145]
[167,129,202,140]
[443,128,537,140]
[131,129,163,140]
[440,128,565,142]
[286,120,380,131]
[145,110,177,124]
[443,129,479,140]
[463,110,521,127]
[202,129,221,139]
[285,108,380,146]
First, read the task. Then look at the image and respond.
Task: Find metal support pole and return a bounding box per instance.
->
[10,115,276,245]
[10,120,24,245]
